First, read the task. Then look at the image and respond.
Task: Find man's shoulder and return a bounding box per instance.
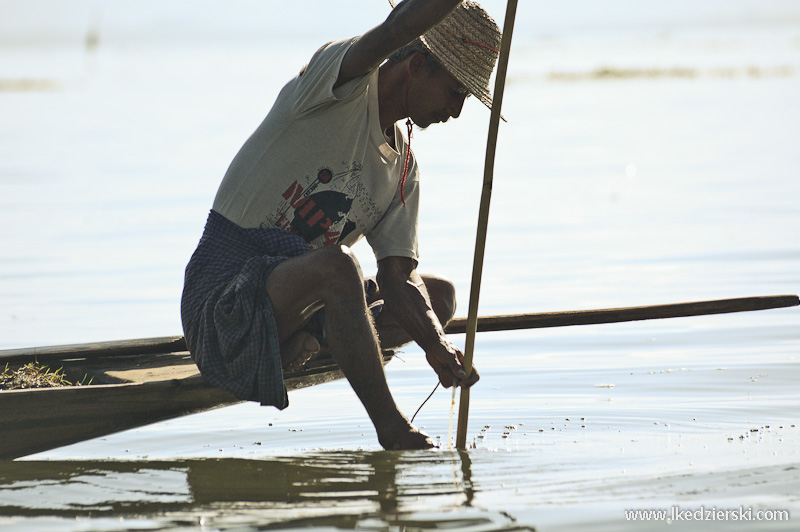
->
[298,38,358,78]
[298,41,337,77]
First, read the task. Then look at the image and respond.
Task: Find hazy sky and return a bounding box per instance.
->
[2,0,799,45]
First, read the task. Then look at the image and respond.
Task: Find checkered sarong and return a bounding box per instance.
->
[180,210,312,408]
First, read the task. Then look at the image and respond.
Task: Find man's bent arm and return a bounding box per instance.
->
[337,0,462,87]
[376,256,479,388]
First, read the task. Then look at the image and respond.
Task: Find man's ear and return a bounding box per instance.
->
[407,51,428,77]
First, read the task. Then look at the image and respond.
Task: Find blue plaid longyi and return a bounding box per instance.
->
[180,210,312,409]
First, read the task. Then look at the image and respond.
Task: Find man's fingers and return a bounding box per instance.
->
[448,349,468,377]
[459,369,480,388]
[455,364,480,388]
[437,366,453,388]
[426,345,477,388]
[437,364,479,389]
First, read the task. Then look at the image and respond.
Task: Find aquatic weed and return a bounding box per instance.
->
[0,362,91,390]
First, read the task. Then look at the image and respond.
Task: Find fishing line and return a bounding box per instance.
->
[410,381,440,424]
[410,379,457,449]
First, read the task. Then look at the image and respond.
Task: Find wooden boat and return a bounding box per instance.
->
[0,339,391,460]
[1,294,796,460]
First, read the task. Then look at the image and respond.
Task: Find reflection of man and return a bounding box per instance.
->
[181,0,501,450]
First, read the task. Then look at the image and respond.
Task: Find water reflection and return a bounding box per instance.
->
[0,451,529,531]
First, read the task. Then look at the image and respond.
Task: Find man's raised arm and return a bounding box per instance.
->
[336,0,462,87]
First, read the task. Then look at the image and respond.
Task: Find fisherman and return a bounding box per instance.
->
[181,0,501,450]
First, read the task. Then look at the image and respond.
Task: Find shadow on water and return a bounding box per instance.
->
[0,451,534,531]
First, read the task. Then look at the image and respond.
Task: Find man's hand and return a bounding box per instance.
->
[377,256,479,388]
[424,337,480,389]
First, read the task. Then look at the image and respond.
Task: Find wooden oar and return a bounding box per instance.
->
[1,295,796,363]
[456,0,519,450]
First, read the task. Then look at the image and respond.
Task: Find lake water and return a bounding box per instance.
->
[1,1,799,530]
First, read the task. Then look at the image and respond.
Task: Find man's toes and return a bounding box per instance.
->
[302,334,320,354]
[282,331,321,371]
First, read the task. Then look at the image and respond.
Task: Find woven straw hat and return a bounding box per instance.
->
[388,0,501,111]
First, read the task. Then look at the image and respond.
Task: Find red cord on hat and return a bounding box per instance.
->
[462,37,499,54]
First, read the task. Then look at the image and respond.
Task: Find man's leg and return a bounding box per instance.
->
[265,244,434,450]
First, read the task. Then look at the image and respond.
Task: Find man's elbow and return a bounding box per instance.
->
[376,259,413,295]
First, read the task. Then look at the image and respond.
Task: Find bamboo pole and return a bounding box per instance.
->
[456,0,519,450]
[445,295,800,334]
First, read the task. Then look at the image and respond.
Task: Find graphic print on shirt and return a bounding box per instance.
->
[268,163,382,247]
[290,190,352,243]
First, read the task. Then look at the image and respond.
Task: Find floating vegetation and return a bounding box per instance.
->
[0,362,90,390]
[0,78,60,92]
[545,65,794,82]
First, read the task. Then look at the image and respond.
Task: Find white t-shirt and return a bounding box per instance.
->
[212,39,420,261]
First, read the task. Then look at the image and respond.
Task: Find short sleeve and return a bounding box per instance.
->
[366,156,420,262]
[290,38,362,116]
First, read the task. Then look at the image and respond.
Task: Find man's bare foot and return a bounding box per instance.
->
[281,331,320,372]
[377,420,437,450]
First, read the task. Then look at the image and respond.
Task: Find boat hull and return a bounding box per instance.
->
[0,347,388,460]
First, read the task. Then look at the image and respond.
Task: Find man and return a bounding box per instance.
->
[181,0,502,450]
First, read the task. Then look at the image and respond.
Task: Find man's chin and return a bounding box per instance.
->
[413,118,452,131]
[415,119,439,131]
[427,117,450,129]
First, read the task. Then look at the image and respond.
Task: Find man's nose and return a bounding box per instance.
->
[448,94,466,119]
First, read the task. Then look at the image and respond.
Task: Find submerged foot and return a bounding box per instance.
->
[281,331,321,372]
[377,419,436,450]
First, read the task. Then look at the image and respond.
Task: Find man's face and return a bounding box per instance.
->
[409,59,469,129]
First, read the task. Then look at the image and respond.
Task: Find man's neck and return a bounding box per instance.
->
[377,62,408,133]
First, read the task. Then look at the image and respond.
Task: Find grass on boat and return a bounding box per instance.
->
[0,362,91,390]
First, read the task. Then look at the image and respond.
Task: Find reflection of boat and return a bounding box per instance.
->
[0,338,393,460]
[0,451,532,532]
[0,452,494,529]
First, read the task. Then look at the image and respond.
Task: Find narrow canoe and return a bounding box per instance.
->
[2,294,796,459]
[0,340,393,460]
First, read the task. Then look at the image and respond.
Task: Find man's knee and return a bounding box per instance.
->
[266,245,369,341]
[316,245,365,296]
[425,275,456,325]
